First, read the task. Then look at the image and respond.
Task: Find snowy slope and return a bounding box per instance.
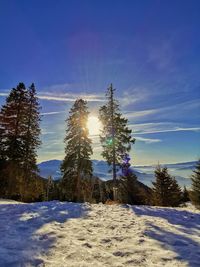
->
[0,200,200,266]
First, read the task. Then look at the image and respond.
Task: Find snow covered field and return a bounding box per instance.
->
[0,200,199,267]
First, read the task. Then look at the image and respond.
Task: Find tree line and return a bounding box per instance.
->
[0,82,200,209]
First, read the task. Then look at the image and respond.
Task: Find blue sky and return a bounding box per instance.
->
[0,0,200,165]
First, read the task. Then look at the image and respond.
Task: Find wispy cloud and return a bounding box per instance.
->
[130,122,200,135]
[41,111,65,116]
[120,88,149,107]
[135,136,162,144]
[0,91,105,102]
[135,127,200,135]
[41,131,57,135]
[125,98,200,121]
[125,109,157,119]
[38,92,104,102]
[0,93,8,97]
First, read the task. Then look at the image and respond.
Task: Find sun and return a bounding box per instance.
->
[87,116,102,136]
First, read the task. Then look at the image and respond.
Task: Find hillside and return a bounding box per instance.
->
[0,200,199,266]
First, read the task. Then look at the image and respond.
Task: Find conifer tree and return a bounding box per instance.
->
[0,126,5,159]
[61,99,93,202]
[23,83,41,174]
[46,176,54,201]
[99,84,135,196]
[152,166,182,207]
[0,83,41,173]
[0,83,28,164]
[0,126,7,196]
[190,160,200,208]
[119,173,139,204]
[182,185,190,203]
[0,83,41,199]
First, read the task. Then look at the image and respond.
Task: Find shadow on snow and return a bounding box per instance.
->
[131,206,200,267]
[0,201,89,266]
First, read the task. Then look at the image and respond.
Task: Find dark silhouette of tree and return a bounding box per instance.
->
[182,185,190,203]
[190,160,200,208]
[0,82,42,200]
[152,166,182,207]
[99,84,135,199]
[61,99,93,202]
[23,83,41,175]
[0,83,28,164]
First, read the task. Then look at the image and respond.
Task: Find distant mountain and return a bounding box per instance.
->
[38,160,61,180]
[37,159,196,188]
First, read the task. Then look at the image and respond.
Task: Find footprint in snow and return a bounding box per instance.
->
[100,238,111,243]
[125,258,145,265]
[57,234,65,238]
[82,242,92,248]
[77,237,85,241]
[113,251,132,257]
[138,238,145,244]
[111,236,125,242]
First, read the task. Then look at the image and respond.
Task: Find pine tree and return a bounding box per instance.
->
[118,153,138,203]
[182,185,190,203]
[46,176,54,201]
[152,166,182,207]
[61,99,93,202]
[0,125,6,161]
[23,83,41,174]
[99,84,135,199]
[190,160,200,208]
[0,83,27,198]
[0,125,7,197]
[119,173,139,204]
[170,177,183,206]
[0,83,41,199]
[0,83,28,164]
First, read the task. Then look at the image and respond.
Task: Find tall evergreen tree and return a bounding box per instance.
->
[152,166,182,207]
[0,83,41,172]
[0,83,41,199]
[190,160,200,208]
[61,99,93,202]
[118,154,139,204]
[99,84,135,198]
[23,83,41,174]
[0,83,28,164]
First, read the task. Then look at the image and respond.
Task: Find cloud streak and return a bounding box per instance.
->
[125,109,157,119]
[0,93,8,97]
[135,136,162,144]
[130,122,200,135]
[41,111,66,116]
[125,98,200,121]
[38,94,104,102]
[0,91,105,102]
[135,127,200,135]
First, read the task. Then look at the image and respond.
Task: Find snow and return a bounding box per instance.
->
[0,200,199,267]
